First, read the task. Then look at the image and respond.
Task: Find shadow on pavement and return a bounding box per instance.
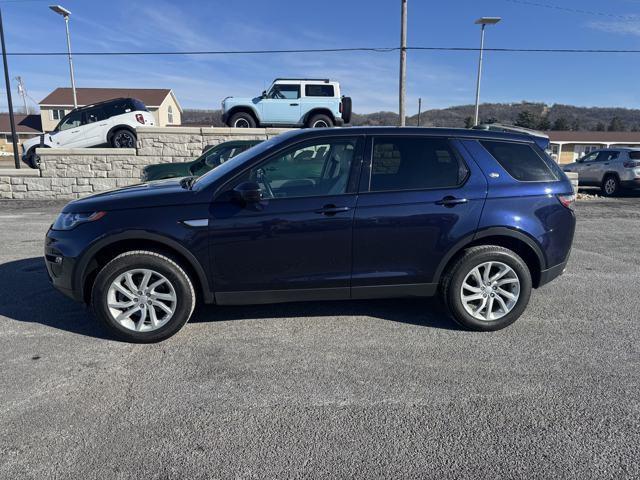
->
[0,257,459,340]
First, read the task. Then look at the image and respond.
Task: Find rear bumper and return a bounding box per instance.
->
[621,178,640,189]
[334,118,344,127]
[538,259,568,288]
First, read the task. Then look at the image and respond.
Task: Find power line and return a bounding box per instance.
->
[4,46,640,56]
[498,0,638,21]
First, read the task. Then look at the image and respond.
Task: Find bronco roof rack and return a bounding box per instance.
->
[273,78,330,83]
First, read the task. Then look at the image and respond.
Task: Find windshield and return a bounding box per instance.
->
[193,133,298,188]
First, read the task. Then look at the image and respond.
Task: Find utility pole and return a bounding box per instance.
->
[15,76,28,114]
[417,97,422,126]
[0,8,20,169]
[398,0,407,127]
[50,5,77,108]
[474,17,501,126]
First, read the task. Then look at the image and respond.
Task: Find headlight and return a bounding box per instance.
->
[52,211,106,231]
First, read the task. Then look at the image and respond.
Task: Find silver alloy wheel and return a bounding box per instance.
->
[106,268,177,332]
[312,120,328,128]
[234,118,250,128]
[460,261,520,321]
[604,177,617,195]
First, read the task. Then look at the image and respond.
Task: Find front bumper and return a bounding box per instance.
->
[44,229,84,302]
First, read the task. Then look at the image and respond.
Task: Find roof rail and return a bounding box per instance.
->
[273,78,330,83]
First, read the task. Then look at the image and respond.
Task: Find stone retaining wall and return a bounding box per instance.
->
[0,127,291,200]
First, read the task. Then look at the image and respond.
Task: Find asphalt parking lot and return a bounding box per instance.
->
[0,198,638,479]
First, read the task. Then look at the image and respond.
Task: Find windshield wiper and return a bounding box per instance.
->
[179,176,197,190]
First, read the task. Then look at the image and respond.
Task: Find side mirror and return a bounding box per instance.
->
[232,181,262,204]
[261,90,267,99]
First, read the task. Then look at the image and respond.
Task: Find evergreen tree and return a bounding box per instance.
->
[608,117,626,132]
[464,116,474,129]
[515,110,540,129]
[552,117,570,131]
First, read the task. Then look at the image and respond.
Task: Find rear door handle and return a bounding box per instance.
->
[436,196,468,207]
[314,204,350,216]
[290,103,299,106]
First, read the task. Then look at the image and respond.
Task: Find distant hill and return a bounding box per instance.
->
[182,102,640,131]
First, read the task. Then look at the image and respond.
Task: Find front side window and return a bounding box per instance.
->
[629,151,640,160]
[268,84,300,100]
[232,138,359,199]
[305,84,334,97]
[370,137,468,192]
[481,140,560,182]
[57,111,83,131]
[581,152,599,163]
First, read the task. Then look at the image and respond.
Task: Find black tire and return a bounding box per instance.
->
[110,129,137,148]
[25,148,41,169]
[601,174,620,197]
[441,245,532,331]
[307,113,333,128]
[341,96,352,124]
[91,250,196,343]
[228,111,257,128]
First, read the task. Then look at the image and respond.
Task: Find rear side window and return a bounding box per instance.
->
[370,137,469,192]
[103,99,133,117]
[130,98,148,112]
[305,84,335,97]
[480,140,560,182]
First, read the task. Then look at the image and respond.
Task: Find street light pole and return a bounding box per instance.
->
[0,8,20,169]
[473,17,501,126]
[50,5,77,109]
[398,0,407,127]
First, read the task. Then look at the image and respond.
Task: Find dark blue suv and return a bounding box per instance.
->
[45,128,576,342]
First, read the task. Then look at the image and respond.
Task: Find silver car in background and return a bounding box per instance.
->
[563,148,640,196]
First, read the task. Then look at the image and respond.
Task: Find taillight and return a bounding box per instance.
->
[135,113,145,124]
[557,194,576,210]
[339,102,343,113]
[623,160,640,168]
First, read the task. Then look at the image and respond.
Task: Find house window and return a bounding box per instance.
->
[50,109,65,121]
[5,134,16,143]
[167,105,174,124]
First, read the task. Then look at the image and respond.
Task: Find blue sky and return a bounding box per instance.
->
[1,0,640,114]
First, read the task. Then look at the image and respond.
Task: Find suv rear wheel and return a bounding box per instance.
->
[229,112,256,128]
[110,129,136,148]
[91,251,196,343]
[307,113,334,128]
[441,246,532,331]
[602,174,620,197]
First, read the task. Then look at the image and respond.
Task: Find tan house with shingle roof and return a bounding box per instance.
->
[0,113,42,154]
[549,131,640,164]
[39,87,182,131]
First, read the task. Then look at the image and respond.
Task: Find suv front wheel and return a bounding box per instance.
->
[228,112,257,128]
[441,246,532,331]
[110,129,137,148]
[91,251,196,343]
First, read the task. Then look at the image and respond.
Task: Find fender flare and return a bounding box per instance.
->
[432,227,547,283]
[75,230,213,303]
[303,108,336,125]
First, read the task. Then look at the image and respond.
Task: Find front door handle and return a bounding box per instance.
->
[436,196,468,207]
[290,103,299,106]
[314,204,350,216]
